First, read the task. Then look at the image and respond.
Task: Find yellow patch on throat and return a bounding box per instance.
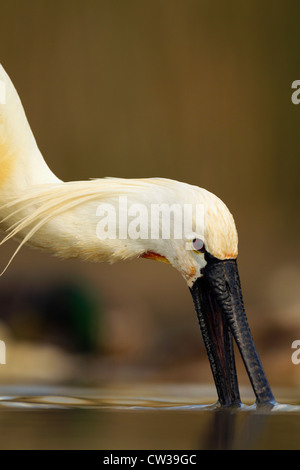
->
[141,251,170,265]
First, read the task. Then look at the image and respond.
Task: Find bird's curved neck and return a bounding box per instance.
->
[0,64,59,202]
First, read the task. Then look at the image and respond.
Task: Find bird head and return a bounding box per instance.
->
[139,180,275,407]
[140,182,238,285]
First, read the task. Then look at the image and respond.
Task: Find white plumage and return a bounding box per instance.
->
[0,63,238,286]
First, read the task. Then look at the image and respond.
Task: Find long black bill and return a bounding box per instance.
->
[190,257,275,407]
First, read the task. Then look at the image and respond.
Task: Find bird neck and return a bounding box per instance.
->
[0,63,60,202]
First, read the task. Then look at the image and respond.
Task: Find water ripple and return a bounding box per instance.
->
[0,386,299,412]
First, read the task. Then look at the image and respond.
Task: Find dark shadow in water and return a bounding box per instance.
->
[203,407,271,450]
[203,409,238,449]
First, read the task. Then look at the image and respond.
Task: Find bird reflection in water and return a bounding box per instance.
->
[203,408,271,450]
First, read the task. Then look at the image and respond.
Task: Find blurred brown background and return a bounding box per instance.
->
[0,0,299,392]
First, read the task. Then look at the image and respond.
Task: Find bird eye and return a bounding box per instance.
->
[192,238,205,253]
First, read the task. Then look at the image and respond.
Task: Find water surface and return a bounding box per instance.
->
[0,383,299,449]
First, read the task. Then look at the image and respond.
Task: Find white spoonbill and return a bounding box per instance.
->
[0,63,275,407]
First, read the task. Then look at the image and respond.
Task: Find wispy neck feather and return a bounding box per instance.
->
[0,177,196,274]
